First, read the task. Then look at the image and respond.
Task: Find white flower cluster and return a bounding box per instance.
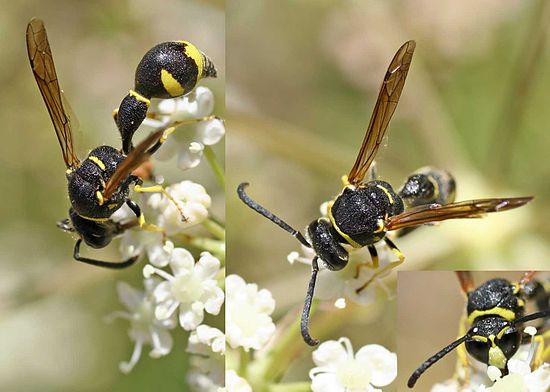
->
[142,86,225,170]
[106,91,226,391]
[309,337,397,392]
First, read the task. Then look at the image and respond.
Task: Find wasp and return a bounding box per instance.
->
[113,38,217,154]
[237,40,533,346]
[26,18,216,268]
[408,271,550,388]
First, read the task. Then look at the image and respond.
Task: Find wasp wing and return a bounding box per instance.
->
[26,18,80,169]
[347,40,415,186]
[103,129,164,199]
[385,197,533,231]
[455,271,474,295]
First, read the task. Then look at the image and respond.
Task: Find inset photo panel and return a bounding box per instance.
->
[398,271,550,391]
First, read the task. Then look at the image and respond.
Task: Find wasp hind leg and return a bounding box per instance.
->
[73,239,138,269]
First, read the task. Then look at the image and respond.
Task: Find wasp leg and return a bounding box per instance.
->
[354,245,378,279]
[533,329,550,369]
[301,256,320,346]
[146,115,221,155]
[73,239,137,269]
[355,238,404,293]
[125,199,165,233]
[133,184,187,223]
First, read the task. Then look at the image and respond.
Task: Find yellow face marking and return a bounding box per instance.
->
[96,191,104,206]
[376,184,394,205]
[179,41,204,80]
[327,200,362,248]
[88,156,106,171]
[496,326,510,340]
[161,69,185,97]
[129,90,151,106]
[468,307,516,324]
[471,335,488,343]
[488,345,507,369]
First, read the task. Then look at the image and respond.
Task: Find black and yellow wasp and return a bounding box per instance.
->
[237,41,533,345]
[26,18,216,268]
[408,271,550,388]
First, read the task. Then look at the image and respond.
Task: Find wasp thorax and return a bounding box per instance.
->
[329,181,403,247]
[68,146,128,219]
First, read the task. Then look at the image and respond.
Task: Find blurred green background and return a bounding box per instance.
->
[226,0,550,389]
[0,1,223,391]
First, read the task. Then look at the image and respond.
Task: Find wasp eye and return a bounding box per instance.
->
[465,340,489,364]
[498,330,520,359]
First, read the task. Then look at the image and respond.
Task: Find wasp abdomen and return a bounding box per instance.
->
[116,41,217,153]
[400,166,456,207]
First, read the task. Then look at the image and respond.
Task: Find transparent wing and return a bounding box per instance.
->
[26,18,80,169]
[103,129,164,199]
[455,271,474,295]
[385,197,533,231]
[347,40,415,185]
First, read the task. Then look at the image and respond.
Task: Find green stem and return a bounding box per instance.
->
[175,234,225,261]
[267,382,311,392]
[204,145,225,189]
[239,347,251,378]
[203,218,225,240]
[249,301,318,385]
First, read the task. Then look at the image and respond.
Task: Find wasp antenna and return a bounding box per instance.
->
[408,334,470,388]
[301,257,320,346]
[513,309,550,326]
[237,182,311,248]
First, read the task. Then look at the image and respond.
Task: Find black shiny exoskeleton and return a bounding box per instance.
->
[27,18,214,268]
[408,272,550,388]
[115,40,217,154]
[237,40,533,346]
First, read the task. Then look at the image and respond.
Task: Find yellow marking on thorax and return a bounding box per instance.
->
[376,184,394,205]
[327,198,362,249]
[77,214,110,222]
[468,307,516,324]
[129,90,151,106]
[88,156,106,171]
[178,40,204,80]
[161,69,185,97]
[107,203,118,210]
[341,175,350,186]
[96,191,105,206]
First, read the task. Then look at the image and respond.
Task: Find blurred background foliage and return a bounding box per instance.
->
[0,0,223,391]
[227,0,550,390]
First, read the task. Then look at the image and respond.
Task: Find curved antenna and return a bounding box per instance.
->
[237,183,311,248]
[301,257,320,346]
[408,334,470,388]
[513,309,550,325]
